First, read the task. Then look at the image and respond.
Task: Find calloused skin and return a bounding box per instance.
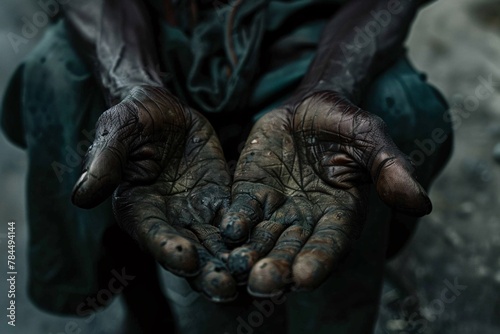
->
[72,86,237,302]
[221,92,432,297]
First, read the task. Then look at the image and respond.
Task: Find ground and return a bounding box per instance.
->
[0,0,499,333]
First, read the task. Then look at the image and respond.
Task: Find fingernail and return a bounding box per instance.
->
[71,171,88,206]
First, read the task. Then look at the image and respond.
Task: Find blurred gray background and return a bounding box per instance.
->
[0,0,499,333]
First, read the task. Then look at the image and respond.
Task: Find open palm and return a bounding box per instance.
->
[72,86,237,302]
[222,92,432,297]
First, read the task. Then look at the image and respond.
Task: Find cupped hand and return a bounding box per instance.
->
[72,86,237,302]
[221,91,431,297]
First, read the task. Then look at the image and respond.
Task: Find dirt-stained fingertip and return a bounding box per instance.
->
[228,248,259,285]
[71,171,113,209]
[291,256,329,292]
[220,212,251,245]
[394,192,433,217]
[71,168,123,209]
[155,237,201,277]
[247,259,292,298]
[193,261,238,303]
[375,157,433,217]
[385,181,433,217]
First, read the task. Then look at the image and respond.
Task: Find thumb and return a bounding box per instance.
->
[367,124,432,217]
[72,113,130,209]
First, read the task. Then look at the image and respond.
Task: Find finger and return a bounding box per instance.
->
[247,225,310,297]
[228,221,287,283]
[174,181,230,257]
[220,178,286,245]
[114,187,200,277]
[72,109,132,209]
[292,211,354,291]
[348,117,431,216]
[344,111,431,216]
[189,252,238,303]
[188,224,229,258]
[177,224,237,302]
[367,129,432,217]
[72,141,126,209]
[219,191,265,245]
[221,122,287,245]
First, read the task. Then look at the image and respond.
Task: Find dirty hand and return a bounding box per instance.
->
[222,91,431,297]
[72,86,237,302]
